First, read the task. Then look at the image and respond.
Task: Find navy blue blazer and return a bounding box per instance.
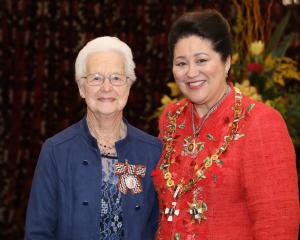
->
[25,118,162,240]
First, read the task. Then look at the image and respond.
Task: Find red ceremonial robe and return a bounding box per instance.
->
[152,86,299,240]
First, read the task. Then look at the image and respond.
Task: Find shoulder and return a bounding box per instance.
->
[127,123,162,150]
[242,96,285,125]
[241,96,292,142]
[159,99,189,133]
[44,119,84,149]
[34,119,86,177]
[161,98,189,117]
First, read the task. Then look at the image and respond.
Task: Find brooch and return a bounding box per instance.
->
[188,187,207,223]
[181,136,204,158]
[188,200,208,223]
[165,201,180,222]
[115,160,146,194]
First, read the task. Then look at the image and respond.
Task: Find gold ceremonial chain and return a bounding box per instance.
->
[160,88,243,200]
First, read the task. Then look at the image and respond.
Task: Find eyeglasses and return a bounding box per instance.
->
[82,73,128,86]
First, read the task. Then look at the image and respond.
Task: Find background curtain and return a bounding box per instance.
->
[0,1,299,239]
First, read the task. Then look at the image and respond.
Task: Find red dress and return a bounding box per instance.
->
[152,86,299,240]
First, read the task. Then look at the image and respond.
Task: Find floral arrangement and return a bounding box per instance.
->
[154,3,300,146]
[231,4,300,146]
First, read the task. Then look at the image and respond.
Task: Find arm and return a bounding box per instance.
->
[147,140,163,238]
[25,139,58,239]
[145,190,160,239]
[242,108,299,240]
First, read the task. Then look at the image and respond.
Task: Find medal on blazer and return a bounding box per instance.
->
[115,160,146,194]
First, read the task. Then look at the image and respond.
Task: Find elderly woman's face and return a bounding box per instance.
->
[79,51,130,116]
[172,35,230,108]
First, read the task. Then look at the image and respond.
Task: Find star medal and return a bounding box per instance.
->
[188,200,208,223]
[188,187,208,223]
[181,136,204,158]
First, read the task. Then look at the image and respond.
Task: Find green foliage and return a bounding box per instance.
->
[266,11,291,55]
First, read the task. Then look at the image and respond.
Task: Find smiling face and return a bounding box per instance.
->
[79,51,131,117]
[172,35,230,113]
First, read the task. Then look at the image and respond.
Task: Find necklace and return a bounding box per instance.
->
[87,117,127,156]
[192,84,231,137]
[98,142,117,156]
[160,87,243,223]
[182,85,231,158]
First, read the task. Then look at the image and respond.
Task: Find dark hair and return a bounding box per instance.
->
[168,9,232,62]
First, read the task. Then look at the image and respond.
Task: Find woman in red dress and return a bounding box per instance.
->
[152,9,299,240]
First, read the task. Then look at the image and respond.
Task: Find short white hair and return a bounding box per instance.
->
[75,36,136,85]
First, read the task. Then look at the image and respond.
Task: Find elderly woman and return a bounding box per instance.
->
[25,36,162,240]
[152,9,299,239]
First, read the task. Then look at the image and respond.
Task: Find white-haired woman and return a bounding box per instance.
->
[25,36,162,240]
